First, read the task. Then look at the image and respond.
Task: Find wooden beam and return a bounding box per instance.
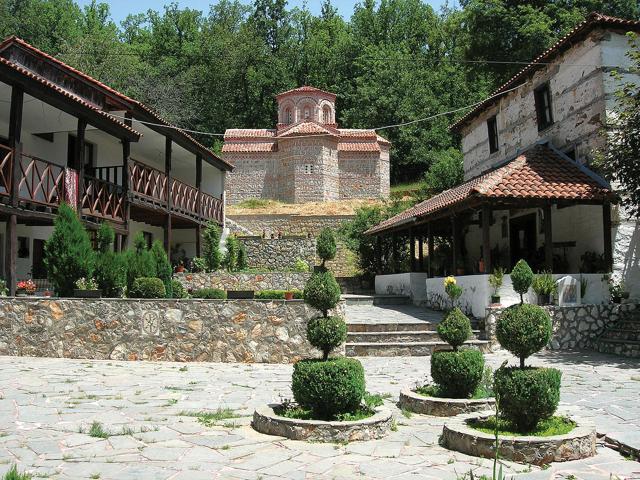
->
[427,223,434,278]
[410,229,416,272]
[8,86,23,208]
[418,234,424,272]
[195,224,202,258]
[164,214,172,262]
[603,203,613,273]
[75,119,87,211]
[5,215,16,296]
[391,233,398,273]
[165,137,172,212]
[451,217,457,275]
[375,235,382,274]
[544,204,553,271]
[482,205,492,273]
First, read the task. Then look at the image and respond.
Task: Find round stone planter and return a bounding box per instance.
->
[441,411,596,466]
[399,389,496,417]
[252,404,393,442]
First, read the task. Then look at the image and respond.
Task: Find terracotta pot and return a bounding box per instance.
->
[176,265,185,273]
[490,295,500,305]
[284,291,294,301]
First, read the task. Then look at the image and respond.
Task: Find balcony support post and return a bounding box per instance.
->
[544,204,553,272]
[427,223,433,278]
[482,205,492,274]
[75,118,87,212]
[418,234,424,272]
[195,154,202,257]
[603,202,613,273]
[410,228,416,272]
[6,85,23,295]
[121,113,132,250]
[164,137,172,260]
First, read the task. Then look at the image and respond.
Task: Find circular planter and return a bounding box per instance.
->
[399,389,496,417]
[252,404,393,442]
[441,411,596,466]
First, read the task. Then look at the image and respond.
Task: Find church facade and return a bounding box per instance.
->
[223,86,390,204]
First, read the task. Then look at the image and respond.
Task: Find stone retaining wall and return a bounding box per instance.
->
[240,237,316,272]
[174,271,310,292]
[227,214,354,237]
[485,303,637,351]
[0,298,345,363]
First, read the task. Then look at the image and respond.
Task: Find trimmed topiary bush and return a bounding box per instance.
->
[129,277,166,298]
[93,223,126,298]
[303,270,341,317]
[437,308,472,351]
[511,259,534,303]
[431,349,485,398]
[291,358,365,419]
[254,289,303,299]
[191,288,226,299]
[150,240,172,298]
[496,303,552,368]
[307,316,347,360]
[202,221,222,272]
[316,228,337,266]
[494,366,562,432]
[171,280,187,299]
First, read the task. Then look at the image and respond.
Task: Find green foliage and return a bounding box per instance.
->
[236,241,248,270]
[469,415,574,437]
[291,358,365,420]
[125,233,156,292]
[171,280,187,299]
[254,289,303,299]
[531,271,557,296]
[150,240,172,298]
[496,304,552,368]
[494,366,562,433]
[510,259,534,302]
[95,223,114,253]
[430,349,485,398]
[190,257,207,273]
[306,316,347,360]
[0,279,7,296]
[92,223,126,298]
[44,203,94,297]
[316,228,337,265]
[202,221,222,272]
[224,236,240,272]
[191,288,226,299]
[437,308,472,350]
[488,267,504,296]
[129,277,166,298]
[293,258,310,272]
[303,270,341,317]
[420,148,464,197]
[3,464,32,480]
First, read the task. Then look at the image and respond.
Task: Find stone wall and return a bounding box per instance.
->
[484,303,637,351]
[239,236,316,272]
[0,298,345,363]
[174,271,311,292]
[227,214,354,237]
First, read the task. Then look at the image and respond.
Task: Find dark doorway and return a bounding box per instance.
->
[510,213,537,267]
[32,239,47,278]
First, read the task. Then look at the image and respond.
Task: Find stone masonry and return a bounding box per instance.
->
[174,272,310,292]
[0,298,345,363]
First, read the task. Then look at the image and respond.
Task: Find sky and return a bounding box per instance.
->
[77,0,451,24]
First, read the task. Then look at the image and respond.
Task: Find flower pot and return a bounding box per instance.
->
[73,289,102,298]
[612,296,622,304]
[490,295,501,305]
[456,268,465,276]
[175,266,185,273]
[537,293,552,306]
[284,291,294,301]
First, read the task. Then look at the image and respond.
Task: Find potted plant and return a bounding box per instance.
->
[16,279,36,296]
[74,277,102,298]
[175,261,185,273]
[284,289,295,301]
[531,271,557,306]
[444,276,463,310]
[0,279,8,296]
[488,267,504,305]
[609,279,629,304]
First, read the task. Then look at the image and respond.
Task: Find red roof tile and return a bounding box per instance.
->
[450,12,640,132]
[222,142,277,153]
[277,121,339,138]
[224,129,276,139]
[366,144,614,235]
[276,85,337,100]
[338,142,380,152]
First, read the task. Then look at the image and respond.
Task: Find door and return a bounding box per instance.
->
[32,239,47,278]
[510,213,537,267]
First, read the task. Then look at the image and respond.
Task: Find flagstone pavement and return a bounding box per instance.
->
[0,350,639,479]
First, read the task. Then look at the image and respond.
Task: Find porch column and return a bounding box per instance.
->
[195,154,202,257]
[543,204,553,271]
[121,113,133,250]
[6,85,23,295]
[418,234,424,272]
[375,235,382,274]
[603,203,613,273]
[482,205,492,273]
[74,119,87,212]
[427,223,434,278]
[410,228,416,272]
[451,217,458,275]
[164,137,172,260]
[391,233,398,273]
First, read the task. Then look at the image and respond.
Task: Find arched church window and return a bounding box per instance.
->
[322,106,331,123]
[284,108,292,124]
[304,107,310,119]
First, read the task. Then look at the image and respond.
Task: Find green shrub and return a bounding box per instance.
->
[511,259,534,303]
[93,224,126,298]
[293,257,310,272]
[171,280,187,299]
[3,465,31,480]
[190,257,207,273]
[307,316,347,360]
[150,240,172,298]
[488,267,504,296]
[202,221,222,271]
[125,233,156,291]
[129,277,166,298]
[254,289,303,299]
[44,203,94,296]
[191,288,226,299]
[496,303,552,368]
[494,366,562,432]
[437,308,472,350]
[532,271,557,296]
[291,358,365,419]
[303,270,341,317]
[237,241,248,270]
[430,349,484,398]
[316,228,337,265]
[224,236,240,271]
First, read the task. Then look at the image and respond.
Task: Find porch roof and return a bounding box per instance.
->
[366,143,615,236]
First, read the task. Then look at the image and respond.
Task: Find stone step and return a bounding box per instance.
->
[343,294,412,306]
[347,330,482,344]
[345,340,491,357]
[347,321,481,333]
[600,329,640,342]
[595,338,640,358]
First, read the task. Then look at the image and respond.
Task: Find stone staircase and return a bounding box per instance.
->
[344,295,489,357]
[595,309,640,358]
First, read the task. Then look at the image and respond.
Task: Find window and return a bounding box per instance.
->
[322,106,331,124]
[487,115,499,153]
[67,135,95,170]
[303,164,314,174]
[534,83,553,131]
[304,107,310,119]
[284,108,292,124]
[142,231,153,249]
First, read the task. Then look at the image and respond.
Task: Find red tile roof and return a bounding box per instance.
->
[338,142,380,152]
[222,142,277,153]
[225,129,276,139]
[450,12,640,132]
[366,144,614,235]
[277,121,339,138]
[276,85,337,100]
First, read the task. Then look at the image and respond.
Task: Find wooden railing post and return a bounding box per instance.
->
[164,137,172,259]
[6,85,23,295]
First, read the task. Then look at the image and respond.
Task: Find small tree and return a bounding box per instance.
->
[150,240,172,298]
[94,223,126,297]
[236,241,248,270]
[224,235,239,272]
[44,203,94,296]
[316,228,337,267]
[303,270,341,318]
[511,259,533,303]
[202,221,222,271]
[420,148,464,197]
[125,233,156,292]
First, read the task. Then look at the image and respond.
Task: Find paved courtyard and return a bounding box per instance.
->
[0,351,639,479]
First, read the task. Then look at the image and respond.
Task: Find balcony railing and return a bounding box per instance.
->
[0,148,223,225]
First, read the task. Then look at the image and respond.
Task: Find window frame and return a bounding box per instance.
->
[487,115,499,154]
[534,83,554,131]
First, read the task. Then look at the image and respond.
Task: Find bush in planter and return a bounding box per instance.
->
[316,228,337,267]
[129,277,166,298]
[303,270,341,317]
[511,259,534,303]
[171,280,188,299]
[125,234,156,292]
[307,316,347,361]
[150,240,173,298]
[495,303,552,368]
[531,271,557,305]
[437,307,472,351]
[488,267,504,303]
[44,203,94,297]
[192,288,226,299]
[94,223,126,298]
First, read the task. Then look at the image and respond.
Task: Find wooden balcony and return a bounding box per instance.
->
[0,146,224,226]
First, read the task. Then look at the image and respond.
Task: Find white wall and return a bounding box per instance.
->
[375,273,428,304]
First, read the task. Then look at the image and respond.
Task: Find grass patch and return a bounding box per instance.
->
[275,405,376,422]
[363,392,387,408]
[3,465,31,480]
[179,408,240,427]
[88,421,109,439]
[414,384,493,400]
[468,416,576,437]
[236,198,280,209]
